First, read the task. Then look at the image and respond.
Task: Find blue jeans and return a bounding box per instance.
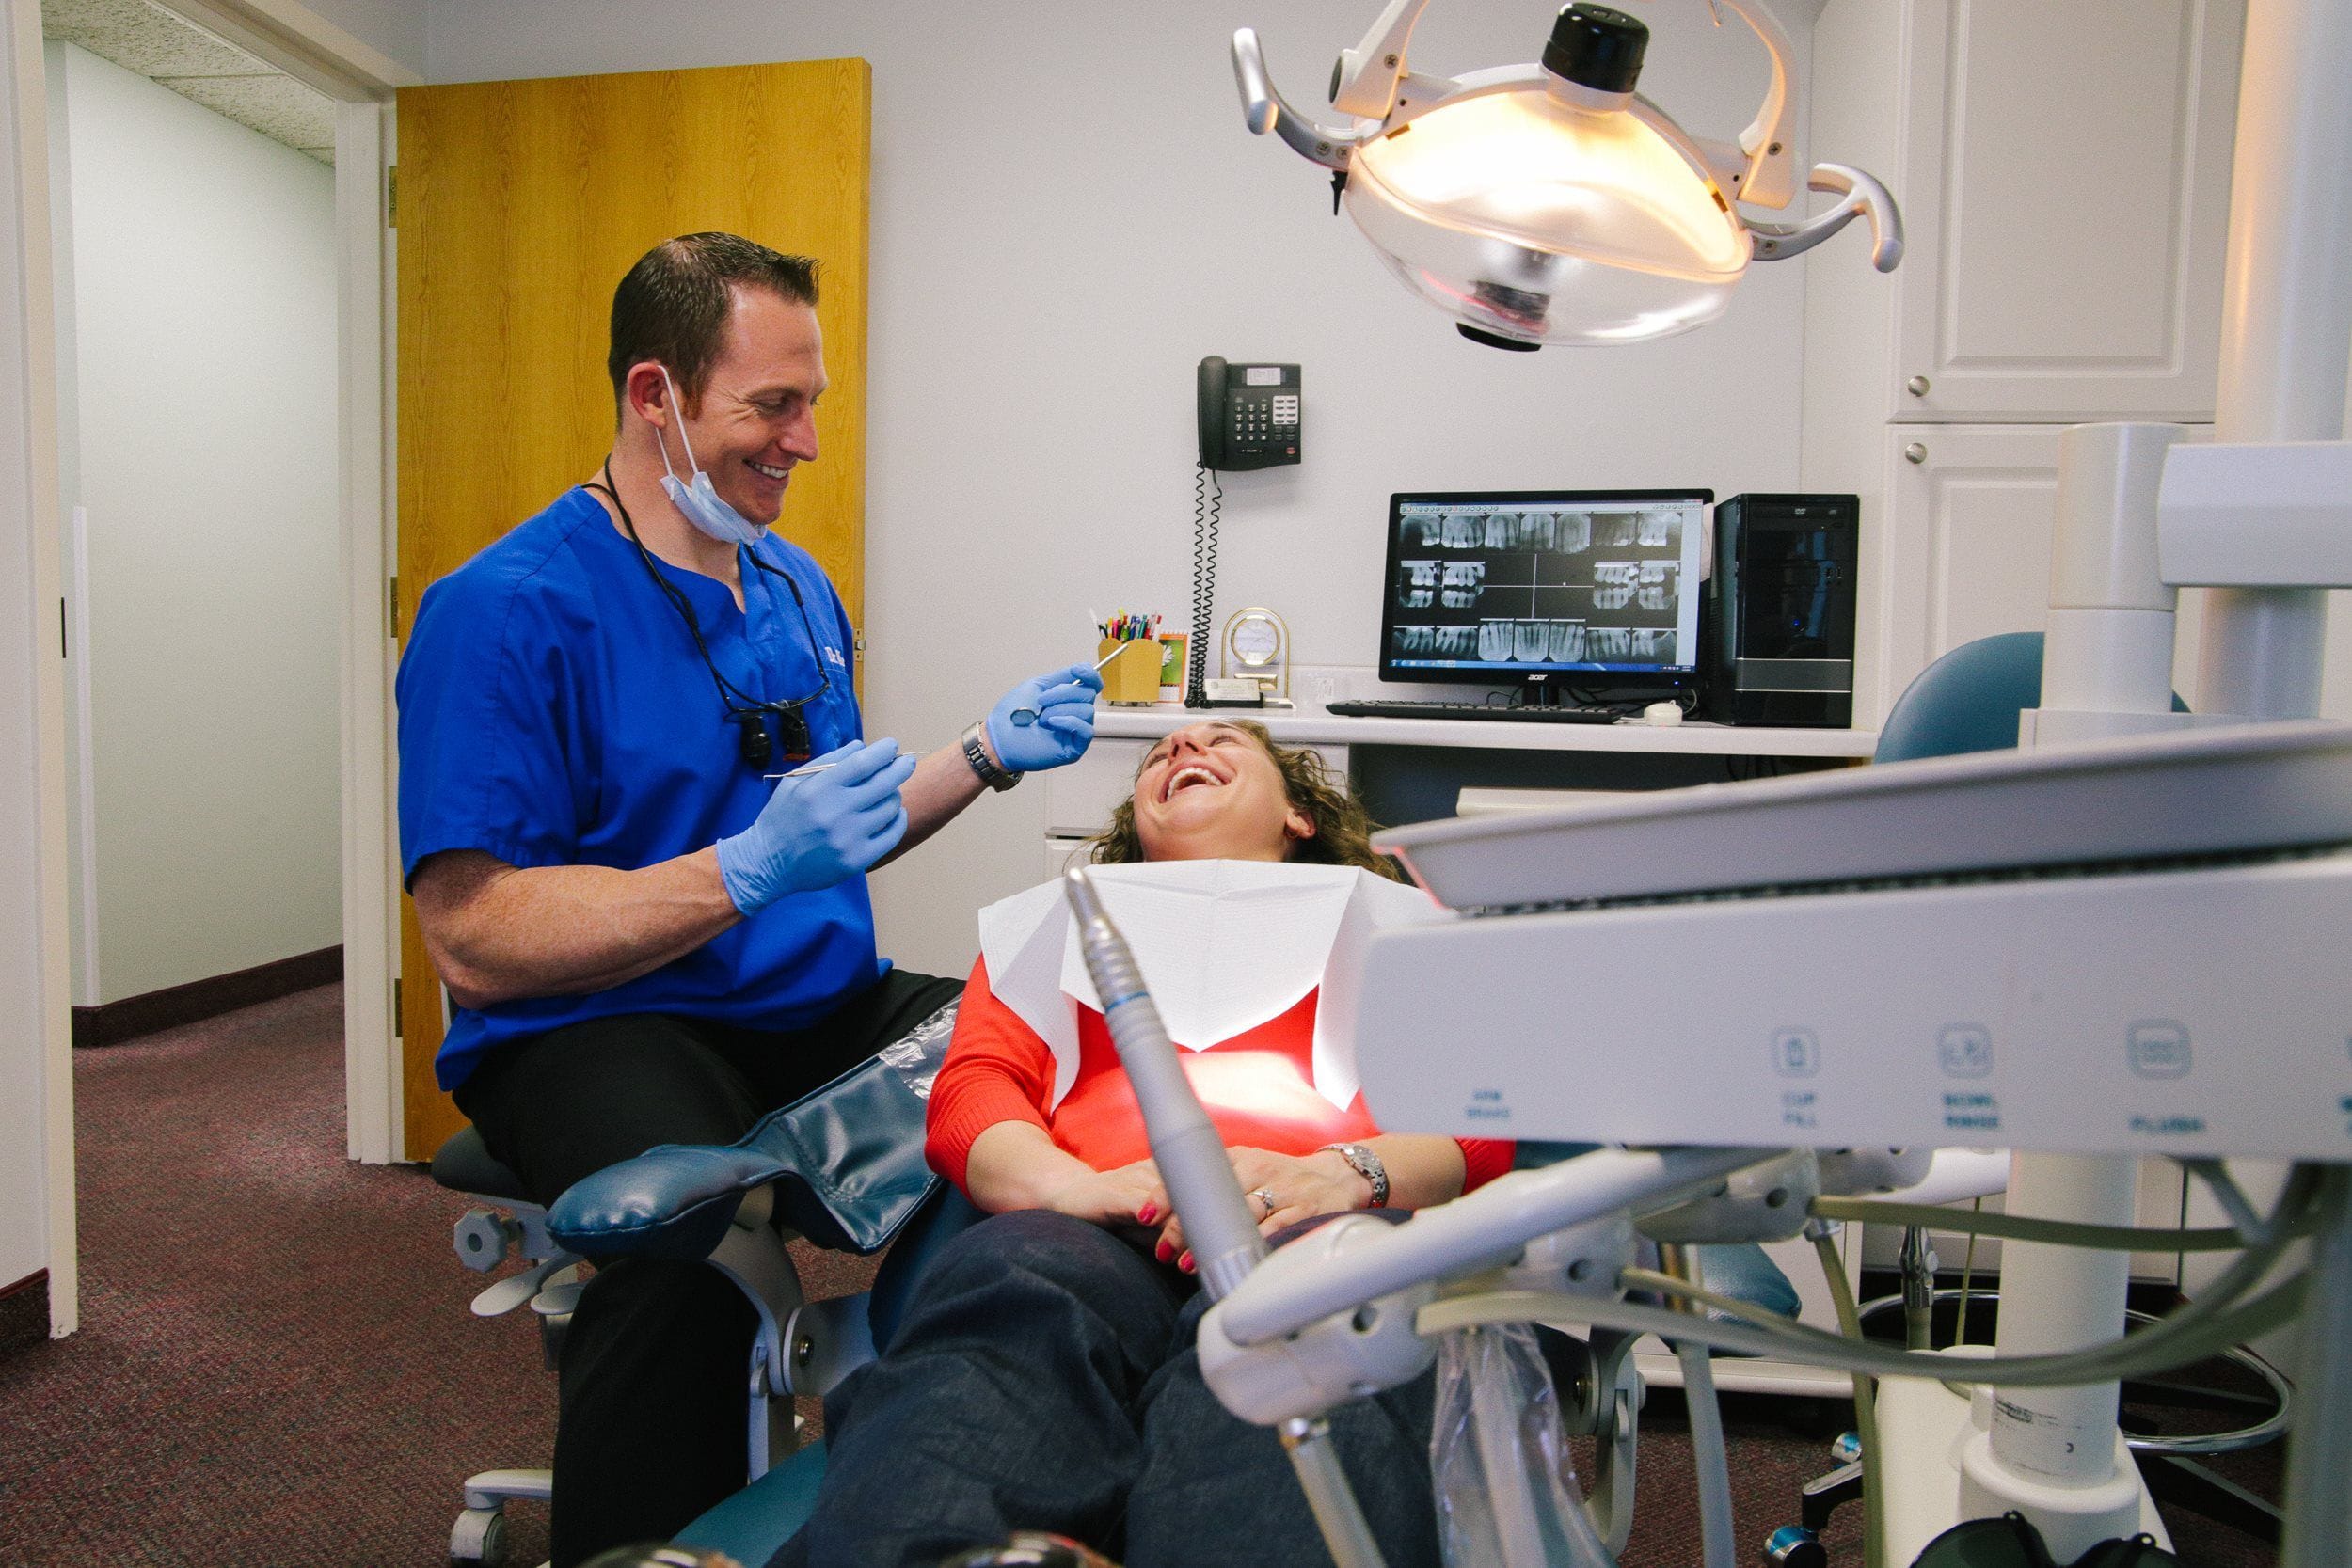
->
[773,1210,1443,1568]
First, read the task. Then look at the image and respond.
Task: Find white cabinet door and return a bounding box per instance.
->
[1886,0,2241,424]
[1869,425,2066,720]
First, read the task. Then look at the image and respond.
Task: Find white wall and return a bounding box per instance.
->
[48,41,342,1004]
[420,1,1818,976]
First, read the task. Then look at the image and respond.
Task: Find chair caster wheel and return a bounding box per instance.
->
[451,1505,509,1566]
[1763,1524,1828,1567]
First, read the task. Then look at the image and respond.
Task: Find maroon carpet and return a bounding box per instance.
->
[0,984,2284,1566]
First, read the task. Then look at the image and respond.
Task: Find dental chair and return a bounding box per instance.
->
[538,1152,1804,1564]
[430,1000,975,1567]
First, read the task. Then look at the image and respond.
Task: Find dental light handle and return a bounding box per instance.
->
[1063,867,1269,1300]
[1232,28,1357,171]
[1747,163,1904,270]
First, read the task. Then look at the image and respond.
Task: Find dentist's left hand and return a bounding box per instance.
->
[985,663,1104,773]
[713,739,916,912]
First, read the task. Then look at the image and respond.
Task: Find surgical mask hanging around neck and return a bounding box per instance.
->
[654,365,766,548]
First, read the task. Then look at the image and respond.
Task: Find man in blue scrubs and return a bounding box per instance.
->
[396,233,1102,1564]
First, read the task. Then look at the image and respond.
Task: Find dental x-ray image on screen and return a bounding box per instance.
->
[1381,489,1710,680]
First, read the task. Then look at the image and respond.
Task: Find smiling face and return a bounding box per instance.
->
[1130,722,1314,863]
[660,286,827,527]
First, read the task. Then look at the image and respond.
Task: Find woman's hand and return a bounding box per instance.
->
[1151,1146,1373,1272]
[1038,1155,1166,1230]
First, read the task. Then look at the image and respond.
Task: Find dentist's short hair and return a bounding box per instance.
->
[608,232,818,422]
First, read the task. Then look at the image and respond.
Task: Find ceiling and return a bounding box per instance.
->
[41,0,336,166]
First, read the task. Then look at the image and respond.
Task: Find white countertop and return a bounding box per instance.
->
[1093,704,1878,758]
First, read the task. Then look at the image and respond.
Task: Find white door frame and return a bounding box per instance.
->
[19,0,417,1194]
[2,0,80,1336]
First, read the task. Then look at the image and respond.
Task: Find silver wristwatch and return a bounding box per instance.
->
[961,721,1022,792]
[1319,1141,1389,1209]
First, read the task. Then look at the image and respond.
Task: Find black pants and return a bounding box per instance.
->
[453,968,965,1567]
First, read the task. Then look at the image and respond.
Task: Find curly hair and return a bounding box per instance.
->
[1086,720,1404,882]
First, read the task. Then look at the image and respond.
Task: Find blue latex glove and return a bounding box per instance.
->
[985,663,1104,774]
[714,739,916,913]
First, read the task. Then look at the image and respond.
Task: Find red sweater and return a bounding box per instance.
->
[926,958,1514,1197]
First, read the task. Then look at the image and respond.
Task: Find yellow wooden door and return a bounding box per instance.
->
[394,61,871,1160]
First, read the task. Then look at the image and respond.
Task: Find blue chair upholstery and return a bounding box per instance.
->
[1875,631,2048,761]
[1877,630,2186,765]
[675,1443,829,1562]
[550,1037,950,1261]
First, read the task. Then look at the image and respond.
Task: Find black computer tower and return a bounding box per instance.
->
[1706,493,1859,727]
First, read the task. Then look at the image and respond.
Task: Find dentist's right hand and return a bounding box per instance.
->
[714,738,916,913]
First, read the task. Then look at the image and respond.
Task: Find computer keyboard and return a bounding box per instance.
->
[1325,700,1625,723]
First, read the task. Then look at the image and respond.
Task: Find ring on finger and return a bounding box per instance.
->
[1250,1186,1277,1217]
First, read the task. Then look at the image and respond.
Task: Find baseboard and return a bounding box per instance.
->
[72,944,343,1049]
[0,1270,48,1355]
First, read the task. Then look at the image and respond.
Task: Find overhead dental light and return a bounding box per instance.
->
[1232,0,1904,349]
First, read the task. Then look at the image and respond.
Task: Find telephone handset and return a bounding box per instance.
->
[1196,356,1302,471]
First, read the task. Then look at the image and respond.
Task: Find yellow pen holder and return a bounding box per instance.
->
[1099,639,1162,705]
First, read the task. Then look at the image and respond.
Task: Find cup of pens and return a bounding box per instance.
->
[1097,612,1162,705]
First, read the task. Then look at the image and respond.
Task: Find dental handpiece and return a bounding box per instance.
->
[1062,866,1268,1299]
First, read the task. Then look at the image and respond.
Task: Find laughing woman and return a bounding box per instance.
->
[774,721,1511,1568]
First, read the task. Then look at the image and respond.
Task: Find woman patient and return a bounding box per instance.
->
[775,721,1509,1568]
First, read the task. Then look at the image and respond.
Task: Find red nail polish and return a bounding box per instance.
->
[1138,1203,1157,1225]
[1155,1241,1172,1262]
[1179,1252,1194,1273]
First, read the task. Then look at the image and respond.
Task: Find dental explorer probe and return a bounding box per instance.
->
[1060,866,1390,1568]
[1009,645,1131,727]
[763,750,927,780]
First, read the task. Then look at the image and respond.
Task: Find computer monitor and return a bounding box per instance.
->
[1379,489,1711,692]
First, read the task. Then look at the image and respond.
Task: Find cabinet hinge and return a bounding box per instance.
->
[391,976,404,1037]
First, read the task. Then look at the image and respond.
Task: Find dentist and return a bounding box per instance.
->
[395,232,1100,1564]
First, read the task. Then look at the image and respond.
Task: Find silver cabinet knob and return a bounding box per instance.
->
[1905,374,1931,397]
[1904,442,1928,465]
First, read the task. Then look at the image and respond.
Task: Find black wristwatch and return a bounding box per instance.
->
[1319,1141,1389,1209]
[961,721,1022,792]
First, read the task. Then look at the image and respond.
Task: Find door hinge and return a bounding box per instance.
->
[392,976,404,1037]
[386,165,396,228]
[59,597,68,659]
[389,575,400,639]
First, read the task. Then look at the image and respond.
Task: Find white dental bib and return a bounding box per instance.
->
[975,860,1448,1113]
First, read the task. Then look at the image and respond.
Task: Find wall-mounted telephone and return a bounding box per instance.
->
[1197,356,1302,470]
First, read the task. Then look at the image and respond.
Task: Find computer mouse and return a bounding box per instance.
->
[1642,701,1684,725]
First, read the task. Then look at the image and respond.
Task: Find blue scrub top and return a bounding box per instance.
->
[396,486,884,1091]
